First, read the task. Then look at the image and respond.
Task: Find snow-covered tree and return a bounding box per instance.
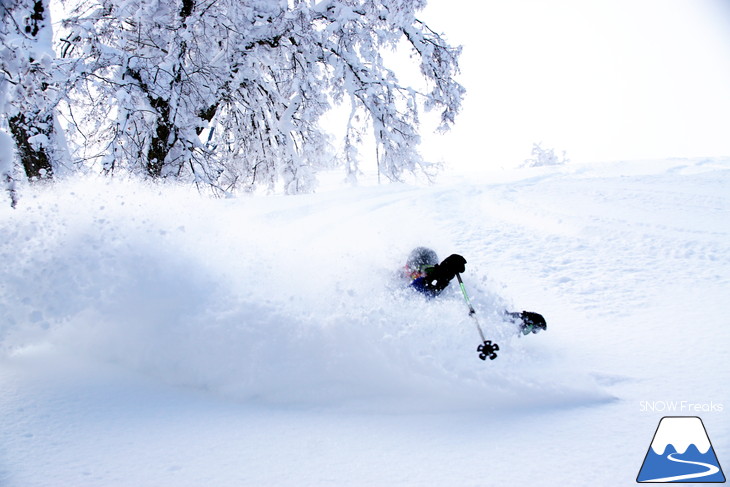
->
[1,0,64,184]
[0,32,17,206]
[523,142,568,167]
[59,0,464,193]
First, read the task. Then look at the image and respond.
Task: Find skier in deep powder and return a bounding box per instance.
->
[403,247,547,335]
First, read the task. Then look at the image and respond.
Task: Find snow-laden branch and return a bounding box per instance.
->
[4,0,464,194]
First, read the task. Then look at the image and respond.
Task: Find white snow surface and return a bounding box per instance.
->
[1,157,729,486]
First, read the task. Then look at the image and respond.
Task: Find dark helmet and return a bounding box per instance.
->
[406,247,439,272]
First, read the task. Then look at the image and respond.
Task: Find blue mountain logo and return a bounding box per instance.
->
[637,416,725,483]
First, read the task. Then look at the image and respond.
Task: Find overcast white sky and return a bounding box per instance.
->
[416,0,730,168]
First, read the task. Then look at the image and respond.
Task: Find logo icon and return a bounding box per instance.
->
[637,416,725,483]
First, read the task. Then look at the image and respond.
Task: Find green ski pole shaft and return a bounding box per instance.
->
[457,273,500,360]
[456,273,487,342]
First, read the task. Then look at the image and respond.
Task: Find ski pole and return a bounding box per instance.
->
[456,273,499,360]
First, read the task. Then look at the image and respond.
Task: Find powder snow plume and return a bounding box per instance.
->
[0,175,607,411]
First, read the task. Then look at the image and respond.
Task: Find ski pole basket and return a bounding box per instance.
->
[456,273,499,361]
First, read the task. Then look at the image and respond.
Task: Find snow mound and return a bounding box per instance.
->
[0,176,610,411]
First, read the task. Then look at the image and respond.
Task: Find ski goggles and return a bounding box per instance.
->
[406,265,433,281]
[521,322,546,335]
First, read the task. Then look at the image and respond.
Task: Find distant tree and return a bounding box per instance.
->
[0,45,17,206]
[1,0,62,183]
[523,142,568,167]
[59,0,465,194]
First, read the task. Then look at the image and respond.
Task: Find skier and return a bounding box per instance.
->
[404,247,466,297]
[403,247,547,335]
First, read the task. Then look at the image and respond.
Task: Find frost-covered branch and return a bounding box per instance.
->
[50,0,464,193]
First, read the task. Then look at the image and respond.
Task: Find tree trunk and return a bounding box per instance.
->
[8,112,54,180]
[4,0,56,181]
[146,99,175,178]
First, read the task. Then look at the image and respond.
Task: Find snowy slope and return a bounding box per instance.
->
[1,157,728,486]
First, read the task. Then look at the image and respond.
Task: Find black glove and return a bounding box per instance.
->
[520,311,546,333]
[422,254,466,295]
[439,254,466,276]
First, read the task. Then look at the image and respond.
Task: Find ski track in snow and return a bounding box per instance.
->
[1,157,729,486]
